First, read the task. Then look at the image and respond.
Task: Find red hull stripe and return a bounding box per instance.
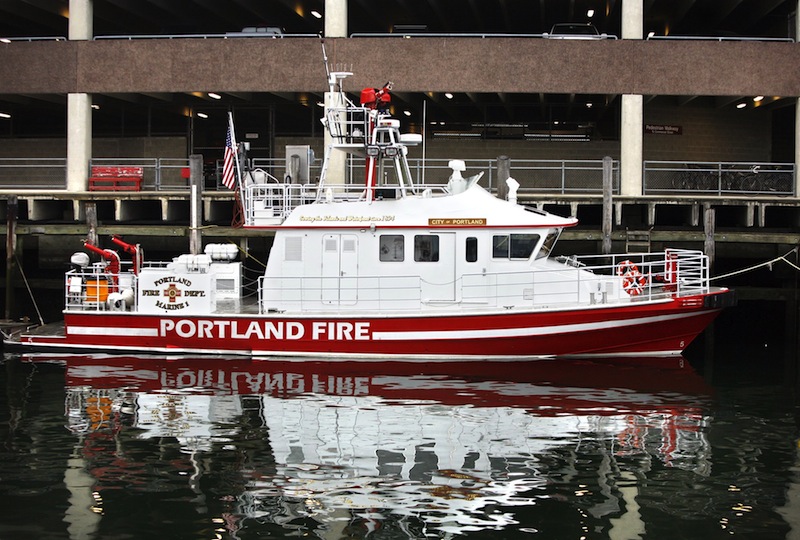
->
[372,311,709,340]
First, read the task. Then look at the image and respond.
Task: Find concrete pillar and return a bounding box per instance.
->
[620,1,644,197]
[322,1,348,187]
[69,0,93,40]
[325,0,347,38]
[323,91,347,187]
[67,94,92,191]
[67,1,93,192]
[621,0,644,40]
[620,94,643,196]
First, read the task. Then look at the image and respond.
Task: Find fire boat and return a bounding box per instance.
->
[6,71,734,359]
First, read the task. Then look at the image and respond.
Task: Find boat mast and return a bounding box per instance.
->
[361,82,392,203]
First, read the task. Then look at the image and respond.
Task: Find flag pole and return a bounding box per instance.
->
[228,111,244,191]
[228,111,245,227]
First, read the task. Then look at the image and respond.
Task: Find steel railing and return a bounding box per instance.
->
[4,33,789,43]
[65,266,138,312]
[244,157,619,194]
[62,248,710,314]
[1,157,794,197]
[89,158,192,190]
[0,158,68,189]
[646,35,794,43]
[644,161,795,196]
[257,249,711,313]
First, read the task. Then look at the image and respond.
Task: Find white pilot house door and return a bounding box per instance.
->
[321,234,358,305]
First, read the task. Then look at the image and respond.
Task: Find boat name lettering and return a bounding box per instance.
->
[160,370,371,396]
[299,215,395,222]
[428,218,487,226]
[183,290,205,297]
[153,276,192,287]
[155,300,188,310]
[159,319,371,341]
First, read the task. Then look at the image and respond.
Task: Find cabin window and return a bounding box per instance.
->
[414,235,439,262]
[492,234,540,259]
[466,237,478,262]
[537,230,560,259]
[379,235,404,262]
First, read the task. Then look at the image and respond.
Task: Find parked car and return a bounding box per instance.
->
[544,23,608,40]
[229,26,284,37]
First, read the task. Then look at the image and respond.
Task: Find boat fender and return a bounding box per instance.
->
[617,260,648,296]
[107,292,127,311]
[70,252,90,269]
[120,287,135,306]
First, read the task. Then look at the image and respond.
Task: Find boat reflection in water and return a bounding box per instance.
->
[29,354,714,537]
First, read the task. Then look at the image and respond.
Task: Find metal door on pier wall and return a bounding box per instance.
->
[321,234,358,305]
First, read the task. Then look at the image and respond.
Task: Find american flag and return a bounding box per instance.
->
[222,125,236,190]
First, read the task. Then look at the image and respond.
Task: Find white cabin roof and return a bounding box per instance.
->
[281,184,577,229]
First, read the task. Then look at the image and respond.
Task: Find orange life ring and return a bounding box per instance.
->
[618,260,648,295]
[622,270,648,295]
[617,260,639,277]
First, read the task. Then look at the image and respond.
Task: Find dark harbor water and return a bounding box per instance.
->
[1,312,798,539]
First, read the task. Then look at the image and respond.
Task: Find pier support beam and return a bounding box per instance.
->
[497,155,510,200]
[85,202,98,247]
[647,203,656,226]
[704,207,716,269]
[189,154,203,255]
[5,196,17,320]
[602,156,613,254]
[745,203,755,227]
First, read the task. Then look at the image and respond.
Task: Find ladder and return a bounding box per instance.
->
[625,229,652,252]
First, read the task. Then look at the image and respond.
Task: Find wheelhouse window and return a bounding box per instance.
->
[414,235,439,262]
[379,235,404,262]
[536,230,560,259]
[492,234,540,260]
[466,237,478,263]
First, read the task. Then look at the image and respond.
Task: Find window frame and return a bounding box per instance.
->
[379,234,405,262]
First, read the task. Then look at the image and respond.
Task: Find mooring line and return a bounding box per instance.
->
[710,248,800,281]
[227,238,268,269]
[15,254,45,326]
